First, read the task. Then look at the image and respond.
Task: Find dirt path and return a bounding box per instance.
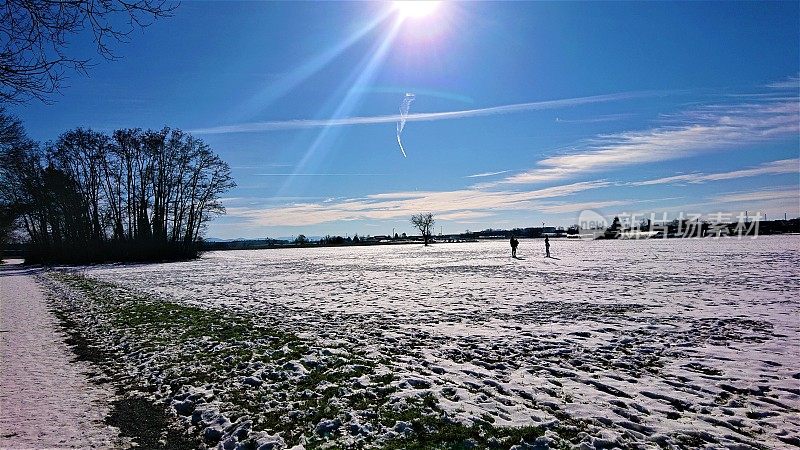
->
[0,261,120,449]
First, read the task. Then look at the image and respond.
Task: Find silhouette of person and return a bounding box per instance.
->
[510,235,519,258]
[544,236,551,258]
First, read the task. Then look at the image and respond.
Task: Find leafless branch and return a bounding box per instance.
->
[0,0,177,103]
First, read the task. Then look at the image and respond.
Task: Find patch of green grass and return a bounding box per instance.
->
[372,393,589,450]
[376,395,545,450]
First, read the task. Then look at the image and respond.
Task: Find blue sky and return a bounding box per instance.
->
[9,1,800,239]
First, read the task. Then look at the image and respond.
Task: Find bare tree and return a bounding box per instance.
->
[0,108,38,255]
[411,212,435,246]
[0,110,36,209]
[2,119,235,262]
[0,0,177,103]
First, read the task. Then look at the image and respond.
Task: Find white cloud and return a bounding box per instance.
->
[713,187,799,204]
[225,180,610,226]
[631,158,799,186]
[491,99,799,186]
[218,80,799,232]
[634,187,800,219]
[766,75,800,90]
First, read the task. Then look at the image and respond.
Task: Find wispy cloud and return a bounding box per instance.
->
[219,79,799,232]
[490,97,799,185]
[222,94,798,226]
[226,180,610,226]
[713,186,799,204]
[631,158,799,186]
[190,91,659,135]
[765,75,800,90]
[646,186,800,218]
[465,170,511,178]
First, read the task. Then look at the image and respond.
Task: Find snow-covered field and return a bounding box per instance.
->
[77,236,800,448]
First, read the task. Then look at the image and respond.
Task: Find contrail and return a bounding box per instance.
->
[190,91,662,135]
[396,93,415,157]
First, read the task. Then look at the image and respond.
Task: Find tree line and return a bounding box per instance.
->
[0,109,235,263]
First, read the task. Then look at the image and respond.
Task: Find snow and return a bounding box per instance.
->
[76,236,800,448]
[0,260,121,449]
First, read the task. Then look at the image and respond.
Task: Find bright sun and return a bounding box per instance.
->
[393,1,441,19]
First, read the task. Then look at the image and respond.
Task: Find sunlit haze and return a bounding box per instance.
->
[393,1,441,19]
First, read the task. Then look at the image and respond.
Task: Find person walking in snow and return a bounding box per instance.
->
[544,236,551,258]
[510,235,519,258]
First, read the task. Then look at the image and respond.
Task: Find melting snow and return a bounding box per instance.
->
[75,236,800,448]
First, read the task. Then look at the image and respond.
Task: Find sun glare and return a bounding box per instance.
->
[393,1,441,19]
